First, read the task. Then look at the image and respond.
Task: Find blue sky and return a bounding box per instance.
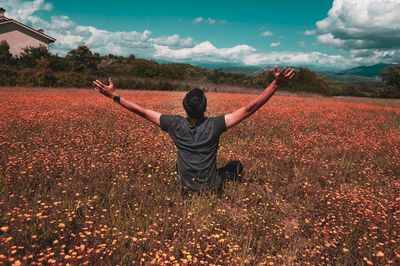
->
[3,0,400,70]
[48,0,334,53]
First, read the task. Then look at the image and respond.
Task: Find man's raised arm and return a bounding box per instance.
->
[224,66,295,129]
[93,78,161,126]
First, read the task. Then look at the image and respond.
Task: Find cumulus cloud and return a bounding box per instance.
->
[270,42,281,48]
[192,17,204,24]
[153,34,194,48]
[298,41,306,48]
[316,0,400,52]
[4,0,391,68]
[349,49,400,65]
[242,51,351,69]
[303,30,316,36]
[154,41,256,63]
[2,0,197,57]
[192,17,226,25]
[259,30,274,37]
[2,0,52,22]
[154,42,353,69]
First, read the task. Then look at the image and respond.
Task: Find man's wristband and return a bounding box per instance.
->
[113,94,121,103]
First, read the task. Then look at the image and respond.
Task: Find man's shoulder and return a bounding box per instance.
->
[207,115,225,121]
[160,114,185,132]
[161,114,184,121]
[206,115,226,124]
[207,115,227,134]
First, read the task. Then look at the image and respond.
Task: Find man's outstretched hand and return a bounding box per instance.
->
[93,78,117,98]
[273,65,295,87]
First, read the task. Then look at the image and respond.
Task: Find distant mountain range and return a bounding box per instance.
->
[197,63,398,83]
[336,63,395,77]
[320,63,398,83]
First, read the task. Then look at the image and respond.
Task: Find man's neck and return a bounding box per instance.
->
[188,116,205,128]
[188,117,197,128]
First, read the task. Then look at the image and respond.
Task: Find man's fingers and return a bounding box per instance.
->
[285,69,294,77]
[93,80,102,88]
[94,80,106,89]
[274,65,279,73]
[283,68,289,76]
[95,80,106,88]
[93,86,104,94]
[279,67,287,76]
[95,80,105,88]
[109,77,113,86]
[93,82,102,91]
[93,81,100,90]
[93,82,105,94]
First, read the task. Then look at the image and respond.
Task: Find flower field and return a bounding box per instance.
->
[0,88,399,265]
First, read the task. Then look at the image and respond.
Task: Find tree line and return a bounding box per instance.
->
[0,40,399,98]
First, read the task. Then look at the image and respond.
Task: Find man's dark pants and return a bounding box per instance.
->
[178,160,244,197]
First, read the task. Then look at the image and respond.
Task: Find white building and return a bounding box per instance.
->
[0,7,55,56]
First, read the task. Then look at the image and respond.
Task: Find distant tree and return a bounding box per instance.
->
[381,66,400,90]
[16,45,51,68]
[286,67,332,95]
[252,70,275,88]
[207,69,227,84]
[66,46,100,73]
[48,54,69,72]
[0,40,12,65]
[34,57,56,86]
[130,59,160,78]
[0,65,17,85]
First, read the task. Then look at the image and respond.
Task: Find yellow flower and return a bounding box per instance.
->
[376,251,384,257]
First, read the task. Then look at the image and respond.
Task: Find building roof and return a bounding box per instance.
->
[0,16,56,43]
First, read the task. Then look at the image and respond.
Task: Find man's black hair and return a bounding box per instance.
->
[183,88,207,119]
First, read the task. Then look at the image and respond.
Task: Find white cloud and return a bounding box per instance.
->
[314,0,400,65]
[154,41,256,63]
[207,18,217,24]
[4,0,395,68]
[316,0,400,51]
[242,51,351,69]
[153,42,353,69]
[316,33,345,48]
[2,0,196,57]
[193,17,204,24]
[259,31,274,37]
[153,34,194,48]
[2,0,52,22]
[349,49,400,65]
[298,41,306,48]
[270,42,281,48]
[192,16,226,25]
[303,30,316,36]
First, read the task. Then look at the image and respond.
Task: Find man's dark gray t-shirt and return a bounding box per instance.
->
[160,115,227,191]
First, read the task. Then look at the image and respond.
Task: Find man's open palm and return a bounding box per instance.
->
[273,65,295,86]
[93,78,116,98]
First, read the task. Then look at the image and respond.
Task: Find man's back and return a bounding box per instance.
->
[160,115,226,191]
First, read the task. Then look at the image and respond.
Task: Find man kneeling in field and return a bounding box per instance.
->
[93,66,295,194]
